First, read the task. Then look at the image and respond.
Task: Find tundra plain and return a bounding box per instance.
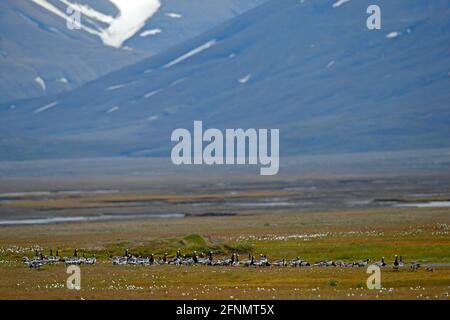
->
[0,171,449,300]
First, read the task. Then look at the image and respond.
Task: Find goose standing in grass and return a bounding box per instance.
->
[85,255,96,265]
[136,255,149,265]
[112,250,129,265]
[299,259,310,267]
[25,258,44,269]
[325,260,334,267]
[253,256,264,267]
[333,260,346,267]
[169,250,182,265]
[47,249,55,263]
[209,251,223,266]
[353,259,369,268]
[79,253,87,264]
[313,260,324,267]
[393,255,400,270]
[64,249,82,265]
[289,256,303,267]
[182,252,197,265]
[39,253,49,265]
[210,251,221,265]
[314,260,331,267]
[243,256,254,267]
[259,254,270,266]
[47,250,61,263]
[155,253,168,265]
[127,256,138,265]
[169,255,181,265]
[64,257,80,265]
[373,257,386,267]
[218,253,235,266]
[273,258,287,267]
[32,249,40,261]
[196,252,209,265]
[232,254,240,266]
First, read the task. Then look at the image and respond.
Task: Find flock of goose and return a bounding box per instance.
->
[22,249,96,268]
[111,249,414,269]
[23,249,423,271]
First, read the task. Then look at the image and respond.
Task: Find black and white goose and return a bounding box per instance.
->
[289,256,302,267]
[333,260,346,267]
[314,260,332,267]
[32,249,40,260]
[46,249,55,263]
[64,249,81,265]
[136,254,149,265]
[299,259,310,267]
[25,258,44,269]
[196,252,209,265]
[154,253,167,265]
[112,249,129,265]
[149,254,155,265]
[232,254,240,266]
[373,257,386,267]
[169,250,182,265]
[243,256,255,267]
[256,254,270,266]
[393,255,400,270]
[353,259,369,268]
[79,253,87,264]
[182,252,198,265]
[218,253,235,266]
[85,255,96,265]
[273,258,287,267]
[39,253,49,265]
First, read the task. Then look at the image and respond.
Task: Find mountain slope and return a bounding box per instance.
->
[1,0,450,160]
[0,0,267,103]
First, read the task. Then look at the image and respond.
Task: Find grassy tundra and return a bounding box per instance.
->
[0,207,449,300]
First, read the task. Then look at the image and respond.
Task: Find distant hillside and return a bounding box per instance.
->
[0,0,267,102]
[1,0,449,160]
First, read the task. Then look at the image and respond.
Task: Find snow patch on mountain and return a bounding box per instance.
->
[144,90,161,99]
[386,32,401,39]
[35,77,46,91]
[147,115,159,121]
[58,77,69,84]
[165,12,182,19]
[106,83,127,91]
[107,106,119,113]
[34,101,58,114]
[332,0,351,8]
[238,74,252,84]
[164,40,217,68]
[140,29,162,37]
[60,0,113,24]
[101,0,161,48]
[30,0,161,48]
